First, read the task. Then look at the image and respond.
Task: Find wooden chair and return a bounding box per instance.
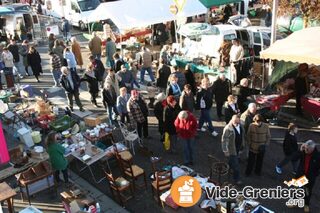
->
[105,172,133,207]
[151,170,172,205]
[113,143,133,162]
[116,153,147,191]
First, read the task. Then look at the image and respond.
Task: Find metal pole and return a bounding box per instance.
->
[270,0,278,44]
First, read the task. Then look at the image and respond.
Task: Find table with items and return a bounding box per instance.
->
[301,96,320,120]
[157,164,273,212]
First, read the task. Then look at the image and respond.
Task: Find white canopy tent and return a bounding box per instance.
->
[260,27,320,65]
[88,0,207,33]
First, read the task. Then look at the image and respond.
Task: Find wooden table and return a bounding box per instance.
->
[0,182,17,213]
[71,144,107,183]
[0,154,49,181]
[82,129,113,144]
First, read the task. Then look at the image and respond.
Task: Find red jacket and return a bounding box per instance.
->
[174,111,197,139]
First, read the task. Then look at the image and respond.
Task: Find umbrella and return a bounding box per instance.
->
[178,22,218,39]
[0,7,14,15]
[199,0,241,8]
[260,27,320,65]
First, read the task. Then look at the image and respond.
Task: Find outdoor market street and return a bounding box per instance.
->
[1,40,319,213]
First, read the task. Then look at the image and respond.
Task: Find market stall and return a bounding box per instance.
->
[260,27,320,120]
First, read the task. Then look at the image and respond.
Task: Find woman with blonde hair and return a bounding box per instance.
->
[70,37,83,71]
[224,94,240,123]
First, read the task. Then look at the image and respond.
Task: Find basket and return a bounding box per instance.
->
[49,115,76,132]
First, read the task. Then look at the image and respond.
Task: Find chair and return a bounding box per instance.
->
[151,170,172,205]
[113,142,133,162]
[105,172,133,207]
[118,122,142,155]
[208,154,229,185]
[17,161,56,204]
[116,153,147,191]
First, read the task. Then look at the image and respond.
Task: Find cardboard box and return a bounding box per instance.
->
[84,116,101,127]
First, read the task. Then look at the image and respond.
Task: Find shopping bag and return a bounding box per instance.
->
[163,132,170,151]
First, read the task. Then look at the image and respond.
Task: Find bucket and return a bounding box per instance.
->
[31,131,42,144]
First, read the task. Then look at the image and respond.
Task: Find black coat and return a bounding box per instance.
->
[295,148,320,184]
[224,103,240,124]
[196,86,214,110]
[283,131,298,156]
[295,76,308,97]
[184,69,196,94]
[81,73,99,94]
[235,86,260,112]
[7,44,20,62]
[213,78,231,102]
[60,72,81,93]
[27,51,42,76]
[102,87,117,107]
[93,59,105,81]
[114,59,124,73]
[163,104,181,135]
[156,64,171,89]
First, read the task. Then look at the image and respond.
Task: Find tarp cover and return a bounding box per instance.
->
[199,0,241,8]
[269,61,298,86]
[88,0,207,32]
[260,27,320,65]
[0,7,14,15]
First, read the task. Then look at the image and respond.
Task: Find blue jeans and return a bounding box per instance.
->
[52,69,62,86]
[198,109,214,132]
[140,67,155,83]
[106,58,115,68]
[182,137,195,164]
[229,155,240,182]
[131,79,140,89]
[107,105,118,125]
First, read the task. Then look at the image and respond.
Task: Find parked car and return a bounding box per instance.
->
[198,24,281,58]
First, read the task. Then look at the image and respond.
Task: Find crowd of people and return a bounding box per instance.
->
[0,16,318,211]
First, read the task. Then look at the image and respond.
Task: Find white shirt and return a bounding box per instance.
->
[230,103,236,111]
[229,45,244,62]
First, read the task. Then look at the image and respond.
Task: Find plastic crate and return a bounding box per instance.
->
[49,115,76,132]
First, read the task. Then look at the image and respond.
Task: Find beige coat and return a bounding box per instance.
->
[222,123,246,156]
[88,36,102,55]
[247,122,270,154]
[71,42,83,66]
[141,50,152,68]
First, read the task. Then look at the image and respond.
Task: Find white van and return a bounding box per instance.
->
[0,5,41,41]
[199,24,273,58]
[42,0,100,30]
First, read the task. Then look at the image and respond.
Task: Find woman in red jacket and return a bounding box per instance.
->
[174,110,198,166]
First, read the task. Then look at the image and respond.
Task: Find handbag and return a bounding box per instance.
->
[163,132,170,151]
[0,62,5,70]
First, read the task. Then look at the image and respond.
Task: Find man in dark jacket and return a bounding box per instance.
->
[153,93,167,141]
[89,55,105,87]
[235,78,260,113]
[213,74,232,120]
[156,58,171,92]
[295,64,309,115]
[196,78,218,137]
[164,95,181,152]
[60,66,84,112]
[295,140,320,212]
[7,39,23,78]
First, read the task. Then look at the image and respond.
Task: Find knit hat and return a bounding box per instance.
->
[167,95,176,105]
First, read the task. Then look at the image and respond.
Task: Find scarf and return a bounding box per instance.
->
[171,83,181,97]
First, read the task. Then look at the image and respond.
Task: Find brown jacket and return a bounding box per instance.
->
[140,50,153,68]
[88,36,102,55]
[71,42,83,66]
[247,122,270,154]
